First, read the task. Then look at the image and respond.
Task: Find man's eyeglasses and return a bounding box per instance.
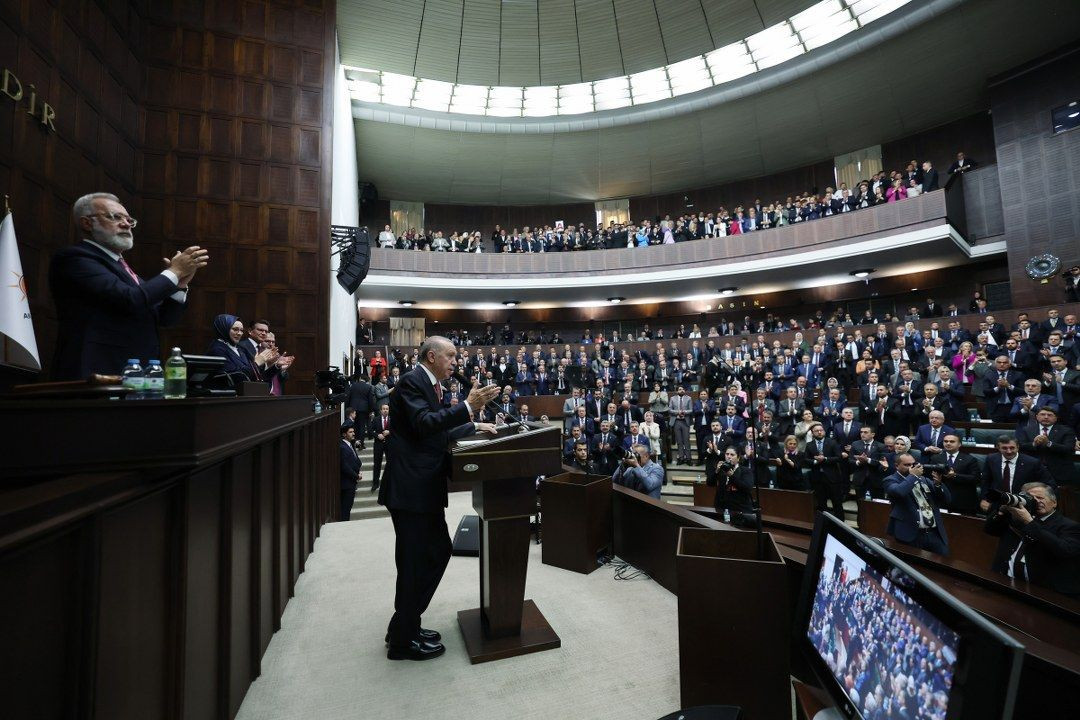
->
[85,212,137,227]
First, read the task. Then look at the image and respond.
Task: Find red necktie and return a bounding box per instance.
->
[119,256,140,284]
[383,417,388,431]
[434,382,443,403]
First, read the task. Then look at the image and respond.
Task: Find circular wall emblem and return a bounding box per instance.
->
[463,463,479,472]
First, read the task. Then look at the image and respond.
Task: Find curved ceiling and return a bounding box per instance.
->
[348,0,1080,204]
[338,0,818,88]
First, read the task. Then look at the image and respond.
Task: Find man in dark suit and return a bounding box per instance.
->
[49,192,208,380]
[920,161,939,192]
[936,434,982,514]
[985,482,1080,598]
[369,403,391,493]
[885,453,951,555]
[983,356,1023,423]
[912,411,955,457]
[591,420,621,476]
[340,422,362,521]
[979,436,1052,513]
[849,426,888,499]
[1016,407,1078,487]
[804,423,846,518]
[346,376,377,449]
[378,337,500,661]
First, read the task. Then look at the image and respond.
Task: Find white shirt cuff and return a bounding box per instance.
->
[161,269,180,285]
[463,400,472,416]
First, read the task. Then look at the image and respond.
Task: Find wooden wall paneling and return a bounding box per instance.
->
[182,466,223,720]
[257,442,275,657]
[226,452,255,720]
[275,435,291,620]
[94,488,171,719]
[290,428,302,583]
[0,528,84,719]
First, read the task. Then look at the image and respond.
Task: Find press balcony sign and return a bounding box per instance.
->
[2,69,58,132]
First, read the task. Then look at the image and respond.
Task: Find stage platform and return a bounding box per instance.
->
[237,491,682,720]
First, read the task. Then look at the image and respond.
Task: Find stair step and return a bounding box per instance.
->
[349,507,391,521]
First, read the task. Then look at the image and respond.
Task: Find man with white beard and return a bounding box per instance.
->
[49,192,209,380]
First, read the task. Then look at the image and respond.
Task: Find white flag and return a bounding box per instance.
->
[0,211,41,370]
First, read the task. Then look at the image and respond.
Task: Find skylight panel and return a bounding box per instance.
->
[801,17,858,50]
[705,42,756,83]
[523,86,558,116]
[667,56,712,96]
[629,68,671,104]
[791,0,845,32]
[850,0,911,25]
[380,72,416,106]
[412,79,453,111]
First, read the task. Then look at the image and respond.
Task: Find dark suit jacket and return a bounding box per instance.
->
[884,472,951,546]
[986,511,1080,597]
[980,453,1052,498]
[940,452,982,514]
[912,423,956,452]
[369,413,391,443]
[1015,423,1078,485]
[849,439,887,490]
[378,366,473,513]
[340,439,361,489]
[803,437,845,484]
[49,241,185,380]
[345,380,377,414]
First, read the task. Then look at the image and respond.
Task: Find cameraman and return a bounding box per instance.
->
[985,482,1080,598]
[1064,264,1080,303]
[884,453,951,555]
[611,444,664,499]
[713,446,755,522]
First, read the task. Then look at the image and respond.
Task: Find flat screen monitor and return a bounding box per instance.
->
[794,513,1023,720]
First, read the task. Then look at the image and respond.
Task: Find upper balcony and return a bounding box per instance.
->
[357,178,1006,309]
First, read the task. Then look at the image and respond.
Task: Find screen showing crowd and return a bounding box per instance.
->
[808,535,960,720]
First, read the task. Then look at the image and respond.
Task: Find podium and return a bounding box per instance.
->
[449,421,565,663]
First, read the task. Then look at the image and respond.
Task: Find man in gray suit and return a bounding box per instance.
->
[670,386,693,465]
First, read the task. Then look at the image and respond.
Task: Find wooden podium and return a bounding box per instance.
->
[449,421,565,663]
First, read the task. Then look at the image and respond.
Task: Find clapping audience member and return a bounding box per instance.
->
[208,314,278,381]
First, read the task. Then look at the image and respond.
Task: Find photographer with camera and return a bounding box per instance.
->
[1064,264,1080,303]
[984,482,1080,598]
[713,446,755,523]
[611,444,664,499]
[884,453,952,555]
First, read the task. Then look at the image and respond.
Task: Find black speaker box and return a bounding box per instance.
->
[451,514,480,556]
[336,233,371,294]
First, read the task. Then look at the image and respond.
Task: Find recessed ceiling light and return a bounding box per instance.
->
[718,287,738,296]
[850,269,875,278]
[503,300,519,307]
[398,300,416,307]
[1069,112,1079,118]
[607,296,625,304]
[911,288,918,291]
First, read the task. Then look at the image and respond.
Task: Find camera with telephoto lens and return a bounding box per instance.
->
[986,488,1038,515]
[718,460,736,473]
[919,463,949,475]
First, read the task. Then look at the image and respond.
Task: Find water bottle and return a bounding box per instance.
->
[696,473,702,484]
[122,359,144,398]
[768,476,775,489]
[864,489,872,501]
[722,507,731,523]
[164,348,187,399]
[144,360,164,400]
[313,396,323,413]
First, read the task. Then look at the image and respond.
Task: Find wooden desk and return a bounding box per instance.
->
[0,397,337,720]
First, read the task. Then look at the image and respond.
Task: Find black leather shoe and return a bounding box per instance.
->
[370,482,380,494]
[385,628,441,645]
[387,640,445,661]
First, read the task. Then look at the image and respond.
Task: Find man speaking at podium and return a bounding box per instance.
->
[378,336,500,661]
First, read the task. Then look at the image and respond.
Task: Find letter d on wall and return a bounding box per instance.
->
[1,69,22,101]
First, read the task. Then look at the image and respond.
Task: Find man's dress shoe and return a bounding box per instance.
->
[386,639,445,661]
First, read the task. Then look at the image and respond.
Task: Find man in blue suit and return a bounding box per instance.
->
[912,411,956,457]
[48,192,209,380]
[884,453,951,555]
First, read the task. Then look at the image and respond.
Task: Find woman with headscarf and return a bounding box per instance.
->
[207,314,277,380]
